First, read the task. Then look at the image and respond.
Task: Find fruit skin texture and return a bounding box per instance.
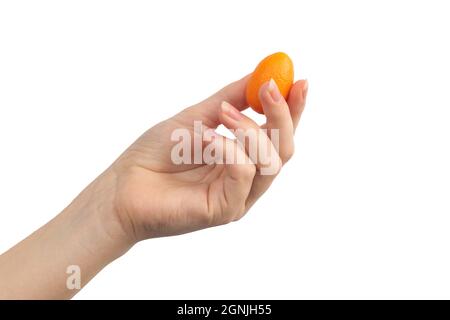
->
[246,52,294,114]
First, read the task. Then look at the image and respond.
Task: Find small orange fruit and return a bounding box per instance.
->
[246,52,294,114]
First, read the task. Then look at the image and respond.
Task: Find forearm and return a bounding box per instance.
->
[0,170,134,299]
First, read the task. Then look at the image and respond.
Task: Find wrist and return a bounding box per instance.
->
[64,168,136,264]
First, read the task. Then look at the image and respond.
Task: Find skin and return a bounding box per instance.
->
[0,75,308,299]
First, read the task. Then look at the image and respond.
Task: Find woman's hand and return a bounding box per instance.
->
[109,75,308,242]
[0,75,308,299]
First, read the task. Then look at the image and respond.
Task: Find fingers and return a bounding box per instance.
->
[218,100,282,214]
[260,79,295,164]
[221,138,256,223]
[243,79,308,210]
[219,101,282,176]
[287,79,308,131]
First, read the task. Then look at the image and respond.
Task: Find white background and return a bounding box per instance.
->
[1,0,450,299]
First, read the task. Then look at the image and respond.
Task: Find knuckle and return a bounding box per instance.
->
[259,153,282,176]
[233,208,247,222]
[281,145,295,163]
[233,215,242,222]
[243,163,257,179]
[220,211,236,225]
[234,163,256,181]
[233,205,247,222]
[224,205,247,224]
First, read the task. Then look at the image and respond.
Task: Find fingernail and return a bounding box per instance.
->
[221,101,241,121]
[302,79,309,99]
[268,78,282,102]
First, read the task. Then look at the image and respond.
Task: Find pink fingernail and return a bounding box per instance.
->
[268,78,282,102]
[221,101,242,121]
[303,79,309,99]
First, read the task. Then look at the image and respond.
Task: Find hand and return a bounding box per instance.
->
[107,75,309,242]
[0,74,308,299]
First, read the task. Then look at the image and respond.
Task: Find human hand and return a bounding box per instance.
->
[0,75,307,299]
[104,75,309,242]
